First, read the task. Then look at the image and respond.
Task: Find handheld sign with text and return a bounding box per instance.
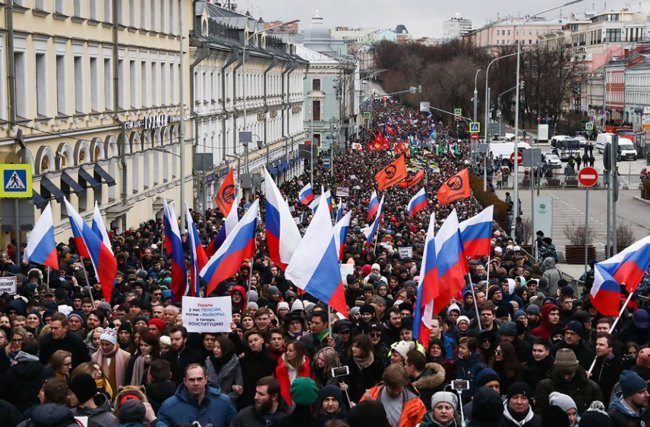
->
[182,296,232,333]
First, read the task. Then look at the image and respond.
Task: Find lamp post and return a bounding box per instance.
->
[483,52,517,191]
[242,19,299,174]
[512,0,583,236]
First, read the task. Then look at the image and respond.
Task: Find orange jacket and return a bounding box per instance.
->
[361,383,427,427]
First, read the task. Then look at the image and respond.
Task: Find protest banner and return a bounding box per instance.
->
[182,296,232,333]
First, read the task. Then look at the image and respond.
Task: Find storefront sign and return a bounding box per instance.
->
[123,114,191,130]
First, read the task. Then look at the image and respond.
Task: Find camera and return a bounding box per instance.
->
[451,379,470,391]
[331,366,350,378]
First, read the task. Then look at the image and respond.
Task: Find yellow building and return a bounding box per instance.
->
[0,0,194,249]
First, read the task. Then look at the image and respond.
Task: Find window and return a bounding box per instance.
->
[130,60,137,108]
[35,0,45,10]
[141,61,148,107]
[104,0,112,23]
[56,55,67,115]
[151,3,156,31]
[55,0,64,14]
[115,0,123,24]
[89,0,97,19]
[104,58,113,110]
[169,0,174,34]
[74,57,84,113]
[90,57,99,111]
[35,53,47,117]
[151,62,158,106]
[140,0,147,28]
[312,79,321,91]
[161,63,167,105]
[14,52,27,118]
[129,0,135,26]
[170,63,176,103]
[118,59,125,109]
[160,0,165,33]
[312,100,321,121]
[73,0,82,17]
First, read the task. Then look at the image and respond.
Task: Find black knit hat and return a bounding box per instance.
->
[507,381,533,400]
[348,400,390,427]
[472,387,504,421]
[69,373,97,403]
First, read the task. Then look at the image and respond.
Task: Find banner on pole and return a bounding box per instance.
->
[182,296,232,333]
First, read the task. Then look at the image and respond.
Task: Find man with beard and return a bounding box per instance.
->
[162,325,203,385]
[230,376,289,427]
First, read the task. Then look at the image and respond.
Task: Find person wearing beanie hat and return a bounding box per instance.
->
[419,391,458,427]
[468,387,504,427]
[390,340,413,364]
[535,348,603,414]
[116,399,160,425]
[551,320,595,370]
[69,373,119,426]
[462,367,502,421]
[501,381,539,427]
[147,317,165,338]
[549,392,578,427]
[541,405,571,427]
[313,384,347,426]
[272,377,319,427]
[156,364,236,427]
[91,327,132,391]
[617,309,650,350]
[361,364,427,427]
[457,315,471,335]
[581,401,613,427]
[608,370,649,427]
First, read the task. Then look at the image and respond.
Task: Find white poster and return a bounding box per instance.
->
[0,277,17,295]
[336,187,350,197]
[182,296,232,333]
[398,247,413,259]
[537,124,549,142]
[340,264,354,282]
[534,197,553,240]
[420,102,430,113]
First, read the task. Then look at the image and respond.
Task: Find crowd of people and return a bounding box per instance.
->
[0,97,648,427]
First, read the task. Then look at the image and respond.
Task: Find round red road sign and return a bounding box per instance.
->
[510,151,523,165]
[470,133,479,141]
[578,167,599,187]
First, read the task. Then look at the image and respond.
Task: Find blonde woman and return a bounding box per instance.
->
[71,361,113,400]
[48,350,73,380]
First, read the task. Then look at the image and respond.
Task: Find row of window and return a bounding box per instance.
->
[495,28,549,36]
[16,0,179,35]
[12,47,180,119]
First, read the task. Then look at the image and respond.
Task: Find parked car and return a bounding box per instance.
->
[543,152,562,169]
[550,135,571,147]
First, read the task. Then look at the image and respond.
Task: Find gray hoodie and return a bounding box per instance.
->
[71,393,119,427]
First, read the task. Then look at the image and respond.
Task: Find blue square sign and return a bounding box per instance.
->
[0,164,33,197]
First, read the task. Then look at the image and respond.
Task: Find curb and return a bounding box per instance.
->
[633,196,650,205]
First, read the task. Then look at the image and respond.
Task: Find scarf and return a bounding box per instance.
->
[93,346,127,390]
[130,355,148,386]
[205,354,239,388]
[353,351,375,369]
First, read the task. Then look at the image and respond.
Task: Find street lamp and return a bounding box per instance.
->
[512,0,583,236]
[472,68,481,169]
[241,19,299,174]
[483,52,518,191]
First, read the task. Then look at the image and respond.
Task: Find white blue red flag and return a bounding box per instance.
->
[309,188,332,213]
[333,212,352,262]
[591,235,650,316]
[206,197,239,257]
[64,198,117,302]
[433,209,468,314]
[163,200,188,301]
[23,202,59,270]
[91,202,113,255]
[264,169,301,270]
[459,205,494,258]
[285,196,348,316]
[363,195,384,243]
[335,199,344,223]
[298,183,315,206]
[201,200,259,295]
[413,212,437,350]
[186,203,208,297]
[407,188,427,218]
[367,190,379,222]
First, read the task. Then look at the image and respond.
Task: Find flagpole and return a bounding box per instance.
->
[46,266,50,289]
[79,255,96,307]
[587,291,635,375]
[485,255,491,290]
[467,272,482,330]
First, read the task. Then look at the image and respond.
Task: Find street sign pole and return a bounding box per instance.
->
[585,186,589,276]
[578,167,599,272]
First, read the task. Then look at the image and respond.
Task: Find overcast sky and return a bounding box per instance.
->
[241,0,642,38]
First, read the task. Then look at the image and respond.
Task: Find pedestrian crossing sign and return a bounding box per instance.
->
[0,164,33,198]
[469,122,480,133]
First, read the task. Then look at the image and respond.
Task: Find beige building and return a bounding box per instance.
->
[464,17,564,54]
[0,0,193,246]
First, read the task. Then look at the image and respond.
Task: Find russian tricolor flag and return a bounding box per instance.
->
[23,202,59,271]
[286,196,347,316]
[205,197,239,257]
[591,235,650,316]
[459,205,494,258]
[413,213,437,350]
[201,200,259,296]
[363,195,384,243]
[186,203,208,297]
[91,202,113,255]
[367,190,379,222]
[298,183,315,206]
[309,188,332,213]
[433,209,469,314]
[163,200,188,301]
[333,212,352,261]
[335,199,344,223]
[64,198,117,302]
[408,188,427,218]
[264,169,301,270]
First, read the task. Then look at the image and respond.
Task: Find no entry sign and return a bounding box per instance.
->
[578,167,598,187]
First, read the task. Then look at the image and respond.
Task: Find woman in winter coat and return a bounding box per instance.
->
[275,340,312,406]
[453,337,485,403]
[488,341,522,393]
[344,334,385,403]
[205,335,243,405]
[420,391,460,427]
[312,347,342,388]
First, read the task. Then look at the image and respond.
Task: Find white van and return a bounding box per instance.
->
[596,133,636,160]
[489,141,531,165]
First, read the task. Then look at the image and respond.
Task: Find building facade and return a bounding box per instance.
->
[0,0,193,245]
[443,15,472,40]
[192,1,308,209]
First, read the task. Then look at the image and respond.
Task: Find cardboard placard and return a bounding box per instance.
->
[182,296,232,333]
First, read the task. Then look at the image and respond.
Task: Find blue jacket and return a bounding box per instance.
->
[157,384,236,427]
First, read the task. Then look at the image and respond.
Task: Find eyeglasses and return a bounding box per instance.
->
[369,333,381,338]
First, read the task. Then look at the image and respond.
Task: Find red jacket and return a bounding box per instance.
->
[274,355,312,406]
